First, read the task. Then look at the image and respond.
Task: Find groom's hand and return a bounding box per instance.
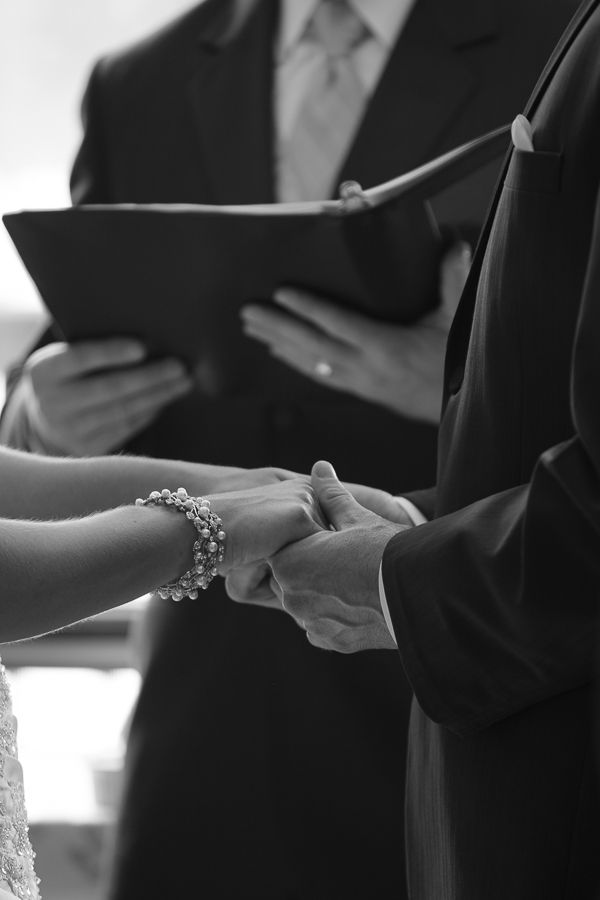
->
[343,482,414,525]
[270,461,408,652]
[225,476,413,612]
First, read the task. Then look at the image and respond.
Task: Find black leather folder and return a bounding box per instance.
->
[3,125,509,380]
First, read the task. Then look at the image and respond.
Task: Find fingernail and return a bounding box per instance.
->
[274,288,295,305]
[241,306,265,324]
[312,460,336,479]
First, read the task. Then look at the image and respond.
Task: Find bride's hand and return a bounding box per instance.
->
[225,561,283,611]
[221,480,413,610]
[206,465,304,495]
[206,477,324,574]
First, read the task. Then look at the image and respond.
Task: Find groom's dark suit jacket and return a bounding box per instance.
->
[384,1,600,897]
[2,1,578,897]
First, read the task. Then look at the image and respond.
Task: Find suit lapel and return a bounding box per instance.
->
[522,0,598,120]
[443,0,600,402]
[337,0,498,191]
[186,0,278,203]
[185,0,501,200]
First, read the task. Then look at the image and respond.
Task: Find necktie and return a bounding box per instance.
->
[278,1,369,201]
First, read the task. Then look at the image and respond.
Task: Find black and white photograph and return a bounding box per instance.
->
[0,1,598,898]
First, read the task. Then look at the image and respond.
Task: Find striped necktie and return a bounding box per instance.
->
[278,0,369,201]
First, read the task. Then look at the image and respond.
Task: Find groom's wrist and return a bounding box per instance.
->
[378,499,427,645]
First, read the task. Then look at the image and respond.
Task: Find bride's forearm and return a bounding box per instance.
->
[0,458,320,643]
[0,503,193,642]
[0,446,243,520]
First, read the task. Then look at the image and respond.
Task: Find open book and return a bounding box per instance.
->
[3,125,509,380]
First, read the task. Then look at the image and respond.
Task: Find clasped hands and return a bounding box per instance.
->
[212,461,410,653]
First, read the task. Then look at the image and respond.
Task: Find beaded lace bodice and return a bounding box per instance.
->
[0,662,40,899]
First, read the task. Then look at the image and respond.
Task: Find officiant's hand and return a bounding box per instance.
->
[18,338,193,455]
[225,477,412,610]
[269,461,408,652]
[240,242,471,424]
[207,476,325,575]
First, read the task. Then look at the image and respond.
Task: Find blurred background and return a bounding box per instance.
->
[0,3,194,897]
[0,0,194,392]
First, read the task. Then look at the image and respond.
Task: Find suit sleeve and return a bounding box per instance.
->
[382,184,600,737]
[0,63,109,449]
[69,61,110,205]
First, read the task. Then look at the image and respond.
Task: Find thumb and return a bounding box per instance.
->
[311,460,362,530]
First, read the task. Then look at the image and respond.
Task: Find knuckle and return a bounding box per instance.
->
[306,631,333,652]
[299,487,314,505]
[291,504,313,530]
[110,369,140,396]
[256,467,281,485]
[305,631,325,650]
[281,591,305,618]
[334,628,362,654]
[327,634,352,654]
[304,618,328,639]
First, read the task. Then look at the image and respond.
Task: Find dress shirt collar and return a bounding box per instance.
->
[278,0,417,60]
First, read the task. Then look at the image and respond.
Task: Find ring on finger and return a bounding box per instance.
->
[314,360,333,378]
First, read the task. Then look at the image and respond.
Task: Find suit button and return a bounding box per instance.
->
[447,365,464,395]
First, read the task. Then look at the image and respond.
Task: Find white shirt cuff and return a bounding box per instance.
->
[378,497,428,645]
[378,565,398,645]
[394,496,428,526]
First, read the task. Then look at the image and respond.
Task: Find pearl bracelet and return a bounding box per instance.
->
[135,488,226,600]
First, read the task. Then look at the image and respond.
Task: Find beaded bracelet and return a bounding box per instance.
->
[135,488,226,600]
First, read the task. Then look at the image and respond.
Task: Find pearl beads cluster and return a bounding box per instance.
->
[135,488,226,600]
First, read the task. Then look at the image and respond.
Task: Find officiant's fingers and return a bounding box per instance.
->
[273,288,368,346]
[26,338,147,383]
[60,358,190,412]
[83,408,160,452]
[241,304,355,365]
[241,304,327,345]
[74,371,192,434]
[242,311,357,387]
[267,343,354,390]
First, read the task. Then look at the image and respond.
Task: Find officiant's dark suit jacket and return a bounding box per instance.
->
[383,1,600,897]
[3,1,578,897]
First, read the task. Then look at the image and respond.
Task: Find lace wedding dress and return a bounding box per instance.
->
[0,662,40,899]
